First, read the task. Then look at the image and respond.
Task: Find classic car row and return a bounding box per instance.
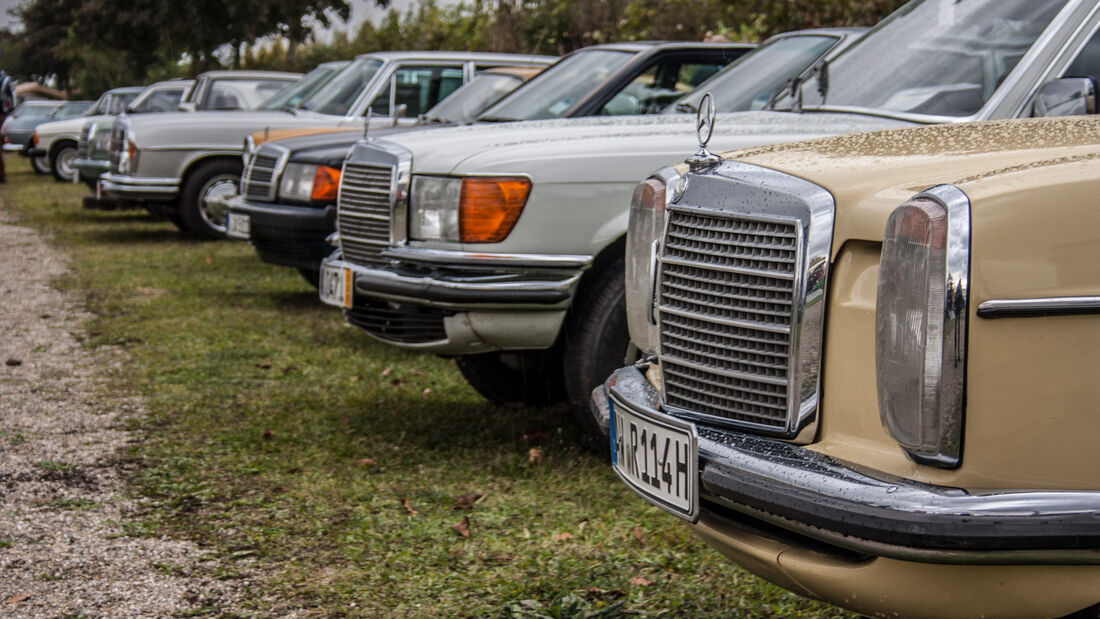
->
[33,0,1100,616]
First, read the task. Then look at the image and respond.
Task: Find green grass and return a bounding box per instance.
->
[0,156,854,618]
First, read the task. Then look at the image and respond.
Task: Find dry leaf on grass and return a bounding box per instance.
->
[401,497,418,516]
[380,367,392,377]
[629,576,653,587]
[553,532,573,542]
[452,493,483,510]
[528,447,543,464]
[633,526,646,547]
[451,515,470,538]
[357,458,377,468]
[422,388,432,396]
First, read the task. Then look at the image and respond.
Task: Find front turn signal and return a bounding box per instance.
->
[459,177,531,243]
[311,165,341,201]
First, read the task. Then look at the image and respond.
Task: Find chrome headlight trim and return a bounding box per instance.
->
[875,184,970,468]
[626,166,682,356]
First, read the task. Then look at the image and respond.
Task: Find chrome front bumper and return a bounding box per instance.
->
[597,364,1100,565]
[321,248,592,353]
[100,172,180,201]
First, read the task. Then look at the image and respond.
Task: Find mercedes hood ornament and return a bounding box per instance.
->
[687,92,720,172]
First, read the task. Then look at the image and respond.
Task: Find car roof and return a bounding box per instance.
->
[353,51,557,64]
[106,86,147,95]
[582,41,756,53]
[195,70,303,80]
[763,27,868,42]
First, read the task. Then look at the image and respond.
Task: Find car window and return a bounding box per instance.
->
[425,72,525,124]
[258,63,347,111]
[11,104,57,119]
[201,79,291,110]
[369,65,465,117]
[130,88,185,113]
[1063,26,1100,82]
[602,59,725,115]
[104,93,139,115]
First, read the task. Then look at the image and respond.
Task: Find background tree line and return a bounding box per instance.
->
[0,0,907,98]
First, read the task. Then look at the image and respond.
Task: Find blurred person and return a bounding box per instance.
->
[0,71,14,182]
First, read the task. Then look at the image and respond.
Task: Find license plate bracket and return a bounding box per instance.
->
[609,397,699,522]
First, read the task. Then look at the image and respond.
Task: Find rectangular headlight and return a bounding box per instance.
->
[279,163,319,202]
[626,168,680,356]
[875,185,970,468]
[410,176,461,241]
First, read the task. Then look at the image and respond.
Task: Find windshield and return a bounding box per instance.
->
[302,58,384,116]
[130,86,188,113]
[785,0,1070,118]
[425,72,525,124]
[673,34,840,113]
[52,102,92,118]
[478,49,634,121]
[259,63,347,111]
[11,103,58,119]
[201,79,293,110]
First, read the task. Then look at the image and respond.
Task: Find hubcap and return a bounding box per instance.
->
[197,174,239,232]
[56,148,76,181]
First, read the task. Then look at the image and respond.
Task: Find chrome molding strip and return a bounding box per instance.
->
[381,246,592,270]
[977,296,1100,319]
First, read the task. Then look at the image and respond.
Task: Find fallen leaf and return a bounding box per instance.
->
[357,458,377,468]
[491,553,514,563]
[389,378,405,387]
[380,367,392,377]
[350,375,362,382]
[4,593,31,605]
[4,358,21,367]
[451,515,470,538]
[401,498,418,516]
[522,430,551,444]
[553,532,573,542]
[586,587,602,596]
[255,363,272,370]
[281,365,298,375]
[452,493,483,510]
[528,447,543,464]
[633,526,646,547]
[204,255,213,264]
[422,388,432,396]
[629,576,653,587]
[261,430,275,440]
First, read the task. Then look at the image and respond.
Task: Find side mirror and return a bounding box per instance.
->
[1033,77,1096,117]
[392,103,408,127]
[178,102,197,113]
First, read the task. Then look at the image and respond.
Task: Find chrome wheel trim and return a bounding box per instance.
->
[197,174,238,233]
[56,147,77,181]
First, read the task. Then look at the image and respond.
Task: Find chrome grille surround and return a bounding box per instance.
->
[656,161,834,443]
[240,144,289,202]
[336,139,411,267]
[77,124,91,159]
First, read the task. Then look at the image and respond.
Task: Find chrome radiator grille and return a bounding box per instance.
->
[241,152,280,201]
[658,208,800,432]
[337,163,393,266]
[77,124,91,158]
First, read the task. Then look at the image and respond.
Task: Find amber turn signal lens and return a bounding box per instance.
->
[32,130,38,146]
[311,166,341,201]
[459,177,531,243]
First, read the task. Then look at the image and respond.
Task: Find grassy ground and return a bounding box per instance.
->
[0,155,853,618]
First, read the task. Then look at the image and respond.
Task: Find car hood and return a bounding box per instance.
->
[125,110,342,151]
[370,111,912,183]
[727,116,1100,251]
[35,115,106,139]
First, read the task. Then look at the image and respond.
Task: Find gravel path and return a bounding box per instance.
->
[0,213,264,617]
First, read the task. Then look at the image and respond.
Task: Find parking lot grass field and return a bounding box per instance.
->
[0,156,853,617]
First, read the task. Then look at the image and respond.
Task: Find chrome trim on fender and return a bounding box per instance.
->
[605,365,1100,565]
[99,173,181,198]
[977,296,1100,318]
[381,246,593,270]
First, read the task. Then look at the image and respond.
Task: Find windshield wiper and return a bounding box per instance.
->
[279,105,299,115]
[674,101,697,114]
[476,115,516,123]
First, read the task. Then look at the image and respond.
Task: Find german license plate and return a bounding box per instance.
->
[226,212,250,240]
[610,399,698,521]
[319,263,352,309]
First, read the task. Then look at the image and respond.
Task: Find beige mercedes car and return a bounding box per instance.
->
[594,112,1100,618]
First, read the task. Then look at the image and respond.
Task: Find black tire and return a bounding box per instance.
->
[178,159,242,240]
[30,153,50,174]
[561,257,634,443]
[298,267,320,288]
[455,349,566,407]
[49,141,78,182]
